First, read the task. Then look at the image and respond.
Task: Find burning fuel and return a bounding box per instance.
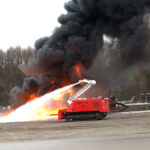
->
[74,63,83,80]
[0,84,76,123]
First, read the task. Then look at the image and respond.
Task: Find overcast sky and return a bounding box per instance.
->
[0,0,68,50]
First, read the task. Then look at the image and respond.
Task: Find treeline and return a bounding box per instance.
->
[0,46,33,106]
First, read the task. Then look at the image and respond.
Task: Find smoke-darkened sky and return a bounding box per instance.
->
[0,0,68,50]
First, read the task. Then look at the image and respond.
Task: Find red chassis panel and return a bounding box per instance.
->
[58,98,110,120]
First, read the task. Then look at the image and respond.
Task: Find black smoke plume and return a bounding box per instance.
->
[10,0,150,107]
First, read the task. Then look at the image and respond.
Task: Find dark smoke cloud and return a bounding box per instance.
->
[10,0,150,106]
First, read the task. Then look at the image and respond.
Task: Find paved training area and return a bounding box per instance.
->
[0,112,150,149]
[0,134,150,150]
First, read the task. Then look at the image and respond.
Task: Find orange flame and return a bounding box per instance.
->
[74,63,85,86]
[74,64,83,79]
[0,84,75,123]
[28,94,37,102]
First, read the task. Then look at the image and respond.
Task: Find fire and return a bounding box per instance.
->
[0,84,75,123]
[74,63,85,86]
[74,63,83,79]
[50,80,55,84]
[28,94,37,102]
[54,89,73,101]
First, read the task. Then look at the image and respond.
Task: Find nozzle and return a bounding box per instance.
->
[79,79,96,85]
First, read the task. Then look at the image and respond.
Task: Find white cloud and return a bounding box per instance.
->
[0,0,68,50]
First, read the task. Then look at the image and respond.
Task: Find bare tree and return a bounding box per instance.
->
[0,47,33,106]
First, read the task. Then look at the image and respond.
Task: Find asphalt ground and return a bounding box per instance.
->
[0,134,150,150]
[0,112,150,142]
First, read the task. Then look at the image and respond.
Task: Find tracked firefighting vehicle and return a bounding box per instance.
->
[58,79,110,121]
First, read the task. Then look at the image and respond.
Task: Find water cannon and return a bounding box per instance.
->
[78,79,96,85]
[67,79,96,104]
